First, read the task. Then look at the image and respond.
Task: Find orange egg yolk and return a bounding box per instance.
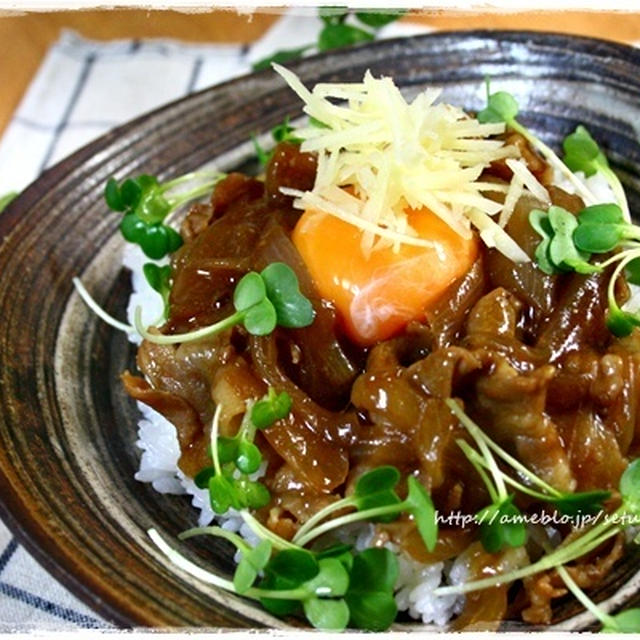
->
[292,207,478,346]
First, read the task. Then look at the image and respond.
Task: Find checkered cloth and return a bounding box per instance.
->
[0,11,428,629]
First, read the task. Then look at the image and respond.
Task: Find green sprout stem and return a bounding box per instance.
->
[210,404,223,477]
[239,511,299,552]
[293,498,358,546]
[446,399,562,498]
[134,305,242,345]
[179,525,251,554]
[456,440,501,504]
[149,528,329,602]
[294,498,415,548]
[434,507,623,597]
[73,277,135,333]
[555,559,617,628]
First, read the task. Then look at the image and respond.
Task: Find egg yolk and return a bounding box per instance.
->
[292,207,478,346]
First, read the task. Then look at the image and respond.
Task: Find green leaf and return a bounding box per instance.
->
[345,548,399,631]
[233,271,266,312]
[607,308,640,338]
[574,223,623,254]
[318,23,375,51]
[314,544,354,571]
[120,177,144,209]
[235,477,271,510]
[355,10,405,28]
[259,571,302,616]
[251,389,292,430]
[234,539,272,594]
[347,590,398,631]
[252,45,311,72]
[578,203,625,226]
[574,204,629,254]
[305,558,350,598]
[119,214,147,244]
[139,225,172,260]
[303,597,350,631]
[143,263,171,293]
[208,475,239,514]
[563,124,608,177]
[478,496,526,553]
[235,440,262,475]
[626,259,640,285]
[405,476,438,552]
[551,490,611,517]
[271,117,301,144]
[547,206,600,274]
[354,466,400,496]
[217,436,239,464]
[243,298,278,335]
[602,608,640,633]
[529,209,557,275]
[260,262,314,328]
[105,179,125,211]
[137,189,171,225]
[193,466,216,490]
[349,547,398,594]
[477,90,519,124]
[620,459,640,515]
[266,549,319,585]
[164,226,183,254]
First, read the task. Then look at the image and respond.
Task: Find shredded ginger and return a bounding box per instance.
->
[274,64,535,263]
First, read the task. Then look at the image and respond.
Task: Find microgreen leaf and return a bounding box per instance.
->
[626,259,640,285]
[266,548,319,585]
[546,206,596,274]
[318,23,374,51]
[477,496,527,553]
[0,191,18,213]
[352,466,402,521]
[345,548,399,632]
[251,388,292,429]
[193,466,216,490]
[551,490,611,517]
[355,10,405,28]
[235,440,262,475]
[252,45,312,72]
[355,466,400,495]
[563,124,609,177]
[602,608,640,633]
[405,476,438,552]
[620,458,640,515]
[529,209,557,275]
[235,476,271,510]
[260,262,315,328]
[208,475,240,514]
[105,179,125,211]
[305,557,350,598]
[143,263,172,320]
[217,436,239,464]
[303,597,350,631]
[243,298,278,335]
[234,539,272,594]
[573,204,628,253]
[119,214,147,244]
[477,89,519,124]
[233,272,267,312]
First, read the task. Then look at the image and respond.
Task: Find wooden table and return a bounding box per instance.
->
[2,8,640,137]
